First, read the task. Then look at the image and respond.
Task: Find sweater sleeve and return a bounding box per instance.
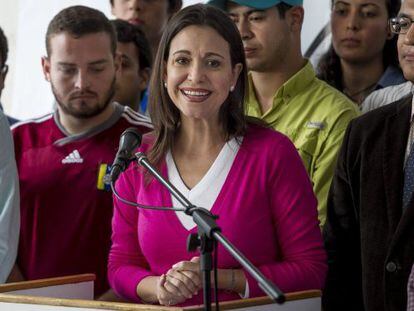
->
[108,166,155,302]
[244,136,327,297]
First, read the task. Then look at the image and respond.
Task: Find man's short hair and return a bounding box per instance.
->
[109,0,183,13]
[276,2,293,18]
[0,26,8,67]
[111,19,152,70]
[45,5,117,57]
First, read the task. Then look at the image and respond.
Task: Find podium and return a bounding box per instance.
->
[0,274,321,310]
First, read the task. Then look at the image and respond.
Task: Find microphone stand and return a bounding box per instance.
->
[135,152,285,311]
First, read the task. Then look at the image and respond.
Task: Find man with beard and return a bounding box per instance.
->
[10,6,152,298]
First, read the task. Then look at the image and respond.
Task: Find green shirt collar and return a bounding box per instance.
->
[247,60,316,116]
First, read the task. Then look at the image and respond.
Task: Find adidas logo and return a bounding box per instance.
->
[62,150,84,164]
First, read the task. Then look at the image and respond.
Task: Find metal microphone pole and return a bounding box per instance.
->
[135,152,285,310]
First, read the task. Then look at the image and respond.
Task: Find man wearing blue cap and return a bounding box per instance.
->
[208,0,359,229]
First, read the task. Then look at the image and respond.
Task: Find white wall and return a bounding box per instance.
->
[0,0,330,120]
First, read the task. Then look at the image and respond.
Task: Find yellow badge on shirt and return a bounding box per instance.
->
[97,164,112,191]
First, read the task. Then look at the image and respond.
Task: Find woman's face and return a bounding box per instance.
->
[164,25,242,123]
[331,0,391,64]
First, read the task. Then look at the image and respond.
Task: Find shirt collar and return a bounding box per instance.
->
[53,101,124,146]
[247,60,315,104]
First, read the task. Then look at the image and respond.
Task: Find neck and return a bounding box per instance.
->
[58,102,116,135]
[250,56,306,114]
[341,56,384,104]
[127,98,141,112]
[174,117,226,157]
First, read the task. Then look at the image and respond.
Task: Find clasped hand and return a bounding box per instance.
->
[157,256,202,306]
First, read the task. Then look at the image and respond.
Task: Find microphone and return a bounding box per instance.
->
[110,127,142,182]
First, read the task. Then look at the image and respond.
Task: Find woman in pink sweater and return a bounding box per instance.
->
[108,4,327,306]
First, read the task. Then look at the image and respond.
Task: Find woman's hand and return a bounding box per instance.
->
[164,257,202,301]
[157,257,201,306]
[157,274,187,306]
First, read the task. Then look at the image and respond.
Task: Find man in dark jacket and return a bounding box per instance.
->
[323,1,414,310]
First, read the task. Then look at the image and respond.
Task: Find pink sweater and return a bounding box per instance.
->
[108,125,327,305]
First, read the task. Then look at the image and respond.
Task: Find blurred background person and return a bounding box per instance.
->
[110,0,182,115]
[11,6,152,298]
[110,0,182,58]
[111,19,152,113]
[0,26,18,125]
[318,0,404,105]
[108,4,326,307]
[0,106,19,283]
[208,0,359,229]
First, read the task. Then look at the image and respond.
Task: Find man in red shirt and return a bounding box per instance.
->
[10,5,151,298]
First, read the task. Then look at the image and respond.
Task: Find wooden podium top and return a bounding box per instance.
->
[0,274,96,293]
[0,289,320,310]
[0,274,321,310]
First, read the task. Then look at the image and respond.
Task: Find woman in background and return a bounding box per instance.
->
[108,4,326,307]
[318,0,404,105]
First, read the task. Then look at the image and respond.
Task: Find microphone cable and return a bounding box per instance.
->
[111,181,186,212]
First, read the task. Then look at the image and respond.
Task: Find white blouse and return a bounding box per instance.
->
[166,137,241,231]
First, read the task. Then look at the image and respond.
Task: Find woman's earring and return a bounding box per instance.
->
[230,85,235,92]
[164,81,167,88]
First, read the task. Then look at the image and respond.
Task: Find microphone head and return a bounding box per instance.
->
[110,127,143,183]
[119,127,142,151]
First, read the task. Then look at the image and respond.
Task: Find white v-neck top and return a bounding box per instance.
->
[166,137,241,231]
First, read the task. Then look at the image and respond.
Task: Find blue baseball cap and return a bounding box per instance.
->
[207,0,303,10]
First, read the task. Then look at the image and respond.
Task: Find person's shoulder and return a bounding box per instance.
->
[119,106,153,133]
[244,123,295,152]
[297,77,360,128]
[11,113,55,155]
[311,77,357,109]
[297,75,360,122]
[350,94,411,133]
[361,81,413,113]
[11,113,54,135]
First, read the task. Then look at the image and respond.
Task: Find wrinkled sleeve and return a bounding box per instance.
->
[0,112,19,283]
[108,167,154,302]
[244,136,327,297]
[322,121,364,310]
[312,107,359,228]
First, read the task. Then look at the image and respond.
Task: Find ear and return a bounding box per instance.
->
[41,56,52,82]
[287,6,304,32]
[138,67,150,91]
[231,63,243,90]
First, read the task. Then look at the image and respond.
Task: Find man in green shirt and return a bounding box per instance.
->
[209,0,359,227]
